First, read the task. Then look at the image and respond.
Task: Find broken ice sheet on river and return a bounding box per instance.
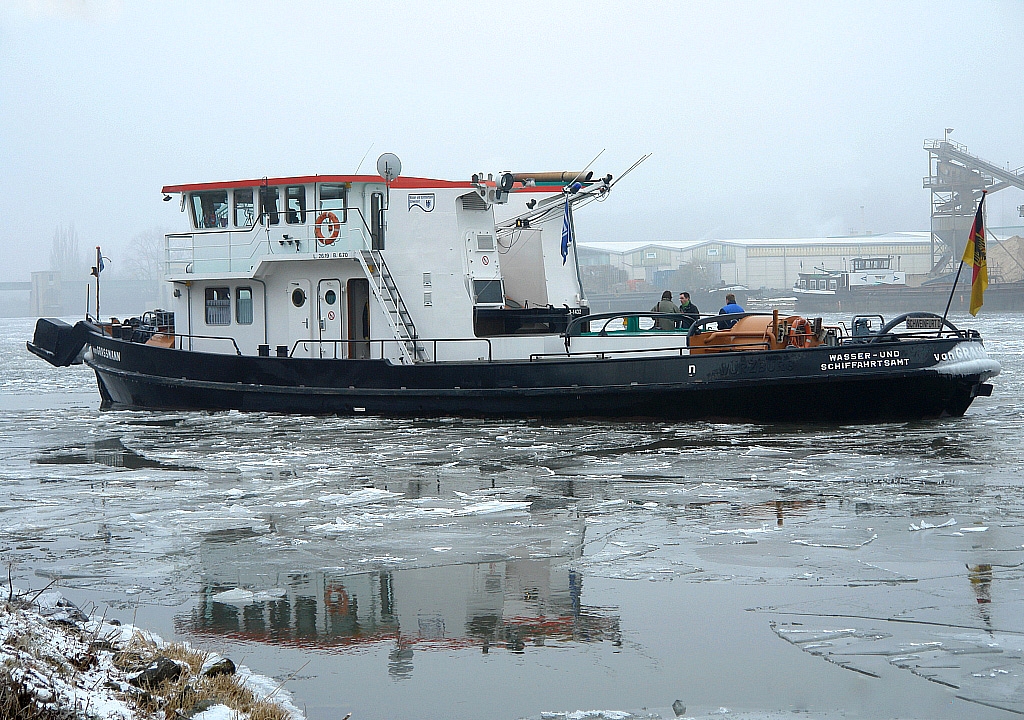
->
[4,343,1024,719]
[571,465,1024,714]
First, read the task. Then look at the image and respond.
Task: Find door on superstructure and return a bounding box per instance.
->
[317,279,343,358]
[347,278,370,359]
[287,279,312,357]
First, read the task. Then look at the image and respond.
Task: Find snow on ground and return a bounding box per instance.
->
[0,587,304,720]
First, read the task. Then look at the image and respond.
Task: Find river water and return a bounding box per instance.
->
[2,315,1023,719]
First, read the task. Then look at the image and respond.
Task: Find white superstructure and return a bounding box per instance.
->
[160,167,620,363]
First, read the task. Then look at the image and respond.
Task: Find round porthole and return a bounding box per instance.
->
[325,289,337,305]
[291,288,306,307]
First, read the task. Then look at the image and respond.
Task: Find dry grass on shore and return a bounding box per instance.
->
[0,589,299,720]
[113,635,291,720]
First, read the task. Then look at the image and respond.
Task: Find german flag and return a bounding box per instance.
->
[962,191,988,316]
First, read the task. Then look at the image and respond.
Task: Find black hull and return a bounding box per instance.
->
[72,328,997,423]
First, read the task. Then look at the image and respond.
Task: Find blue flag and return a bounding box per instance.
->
[561,197,573,265]
[96,246,104,274]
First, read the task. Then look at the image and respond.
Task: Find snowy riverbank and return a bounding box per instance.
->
[0,587,304,720]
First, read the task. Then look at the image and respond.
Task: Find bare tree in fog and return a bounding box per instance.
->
[49,223,86,278]
[122,229,166,280]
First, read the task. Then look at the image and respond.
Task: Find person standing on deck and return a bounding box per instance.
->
[718,293,745,330]
[651,290,679,330]
[678,292,700,329]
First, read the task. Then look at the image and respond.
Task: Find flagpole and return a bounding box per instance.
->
[941,190,986,325]
[95,246,101,322]
[568,201,586,300]
[940,260,965,325]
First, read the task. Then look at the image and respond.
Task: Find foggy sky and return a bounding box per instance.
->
[1,0,1022,283]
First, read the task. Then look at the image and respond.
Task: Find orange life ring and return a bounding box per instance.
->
[324,582,349,615]
[315,211,341,244]
[789,318,811,348]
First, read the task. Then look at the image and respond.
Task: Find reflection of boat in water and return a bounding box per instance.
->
[178,559,620,678]
[27,162,999,421]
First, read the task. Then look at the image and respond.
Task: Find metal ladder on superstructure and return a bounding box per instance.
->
[358,249,425,363]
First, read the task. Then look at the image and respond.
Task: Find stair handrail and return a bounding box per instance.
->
[364,245,425,361]
[353,242,418,364]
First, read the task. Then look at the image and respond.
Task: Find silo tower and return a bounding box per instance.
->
[924,133,1024,276]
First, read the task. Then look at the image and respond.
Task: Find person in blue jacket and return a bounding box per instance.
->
[718,293,745,330]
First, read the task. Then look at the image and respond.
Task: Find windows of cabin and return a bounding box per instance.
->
[190,191,229,229]
[320,183,348,222]
[473,279,504,304]
[188,183,339,228]
[201,286,255,326]
[234,189,255,227]
[286,186,306,224]
[260,186,281,225]
[236,287,254,324]
[853,258,889,271]
[205,287,231,325]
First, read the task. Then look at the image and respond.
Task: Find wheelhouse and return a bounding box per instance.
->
[158,172,597,364]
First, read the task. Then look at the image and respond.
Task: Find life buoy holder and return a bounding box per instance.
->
[324,582,350,615]
[315,211,341,244]
[789,318,812,348]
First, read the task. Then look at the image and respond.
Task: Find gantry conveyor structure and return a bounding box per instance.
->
[924,137,1024,275]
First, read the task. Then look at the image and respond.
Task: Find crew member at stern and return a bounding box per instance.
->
[651,291,679,330]
[718,293,745,330]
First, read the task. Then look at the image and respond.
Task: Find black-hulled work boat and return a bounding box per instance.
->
[28,157,1000,422]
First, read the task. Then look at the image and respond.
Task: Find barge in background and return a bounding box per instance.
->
[28,156,1000,422]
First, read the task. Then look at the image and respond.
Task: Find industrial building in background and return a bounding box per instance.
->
[924,131,1024,276]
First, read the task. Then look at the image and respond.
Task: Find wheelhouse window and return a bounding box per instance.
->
[205,287,231,325]
[286,186,306,224]
[259,186,280,225]
[190,191,228,229]
[233,189,255,227]
[236,287,253,324]
[319,183,348,222]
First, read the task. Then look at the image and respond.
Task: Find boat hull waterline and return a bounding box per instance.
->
[59,323,998,422]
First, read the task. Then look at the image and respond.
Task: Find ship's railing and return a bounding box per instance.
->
[530,345,699,361]
[862,312,971,342]
[287,337,493,362]
[562,310,971,356]
[164,208,377,275]
[564,311,705,339]
[529,339,779,361]
[171,333,243,355]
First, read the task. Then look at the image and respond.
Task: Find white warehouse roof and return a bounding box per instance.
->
[578,232,930,254]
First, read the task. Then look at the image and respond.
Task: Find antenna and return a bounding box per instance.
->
[609,153,652,188]
[354,144,374,174]
[567,149,605,188]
